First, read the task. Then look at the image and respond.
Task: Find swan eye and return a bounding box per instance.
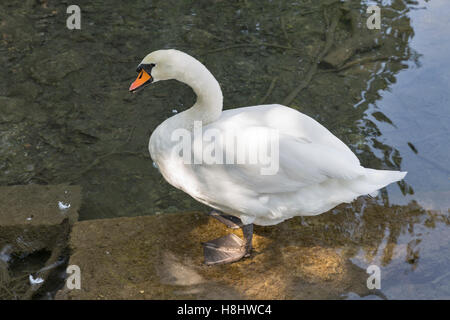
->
[136,63,156,74]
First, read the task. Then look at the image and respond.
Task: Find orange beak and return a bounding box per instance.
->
[129,69,152,92]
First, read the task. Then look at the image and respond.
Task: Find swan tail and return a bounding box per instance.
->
[255,169,407,223]
[352,168,407,197]
[365,168,407,185]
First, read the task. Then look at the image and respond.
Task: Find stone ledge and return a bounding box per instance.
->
[0,184,81,254]
[56,211,380,300]
[0,184,81,299]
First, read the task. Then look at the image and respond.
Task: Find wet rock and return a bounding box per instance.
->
[0,184,81,254]
[182,28,220,47]
[56,211,381,300]
[28,49,87,85]
[0,96,26,123]
[0,184,81,299]
[6,81,41,100]
[321,7,384,69]
[321,36,383,69]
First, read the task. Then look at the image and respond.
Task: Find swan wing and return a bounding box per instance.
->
[184,124,365,223]
[193,130,365,195]
[162,104,404,224]
[218,104,359,163]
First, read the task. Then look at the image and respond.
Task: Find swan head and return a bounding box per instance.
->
[129,49,194,93]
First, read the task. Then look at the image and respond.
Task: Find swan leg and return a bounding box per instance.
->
[207,210,243,229]
[203,224,253,265]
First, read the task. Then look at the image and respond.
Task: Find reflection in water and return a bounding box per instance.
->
[0,0,448,299]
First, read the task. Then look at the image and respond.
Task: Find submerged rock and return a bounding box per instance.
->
[0,184,81,254]
[0,184,81,299]
[0,96,27,123]
[28,49,87,85]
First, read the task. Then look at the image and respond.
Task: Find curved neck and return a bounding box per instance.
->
[168,59,223,131]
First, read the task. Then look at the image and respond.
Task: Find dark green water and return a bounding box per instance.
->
[0,0,449,299]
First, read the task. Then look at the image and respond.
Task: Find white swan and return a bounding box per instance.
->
[129,49,407,265]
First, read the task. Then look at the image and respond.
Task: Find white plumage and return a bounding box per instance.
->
[140,49,406,227]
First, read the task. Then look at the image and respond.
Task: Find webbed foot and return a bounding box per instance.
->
[203,224,253,265]
[203,234,247,265]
